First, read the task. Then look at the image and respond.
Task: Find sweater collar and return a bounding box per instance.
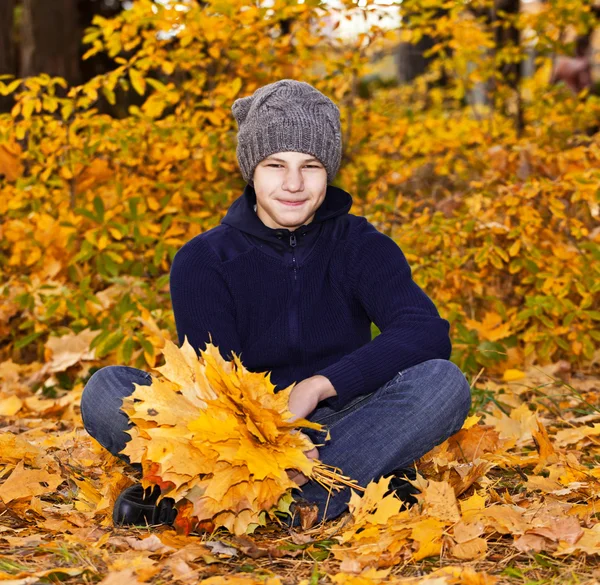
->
[221,184,353,245]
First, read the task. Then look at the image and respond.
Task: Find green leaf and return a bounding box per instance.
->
[97,330,125,358]
[102,253,119,277]
[93,196,105,223]
[156,274,170,289]
[74,207,99,222]
[14,331,44,350]
[121,337,135,363]
[90,329,110,351]
[136,334,154,357]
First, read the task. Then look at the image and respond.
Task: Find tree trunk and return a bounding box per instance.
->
[493,0,523,134]
[394,6,449,87]
[0,0,16,111]
[20,0,81,85]
[495,0,521,91]
[0,0,15,76]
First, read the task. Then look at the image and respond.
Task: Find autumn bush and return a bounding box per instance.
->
[0,0,598,385]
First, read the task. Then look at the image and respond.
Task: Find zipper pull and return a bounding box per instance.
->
[290,233,297,247]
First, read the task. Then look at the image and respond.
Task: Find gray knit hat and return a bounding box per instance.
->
[231,79,342,186]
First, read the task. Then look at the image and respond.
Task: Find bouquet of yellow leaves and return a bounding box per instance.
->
[119,337,352,535]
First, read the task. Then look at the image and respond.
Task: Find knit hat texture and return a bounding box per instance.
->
[231,79,342,186]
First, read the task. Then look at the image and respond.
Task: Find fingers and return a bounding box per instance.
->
[296,432,319,459]
[285,431,318,487]
[286,469,309,487]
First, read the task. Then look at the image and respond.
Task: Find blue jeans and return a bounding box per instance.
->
[80,359,471,523]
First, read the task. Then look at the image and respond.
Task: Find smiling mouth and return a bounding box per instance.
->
[279,200,306,206]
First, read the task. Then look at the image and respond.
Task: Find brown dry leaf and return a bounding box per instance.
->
[446,424,503,462]
[473,504,529,535]
[453,520,485,543]
[555,524,600,555]
[450,461,495,497]
[528,516,583,545]
[525,476,563,493]
[513,533,547,552]
[430,565,499,584]
[450,537,488,560]
[295,499,319,530]
[531,419,559,473]
[43,328,101,373]
[419,479,461,523]
[122,533,177,553]
[554,423,600,447]
[97,568,146,585]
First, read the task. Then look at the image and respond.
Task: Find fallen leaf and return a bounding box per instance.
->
[451,536,488,560]
[0,461,63,503]
[419,480,461,523]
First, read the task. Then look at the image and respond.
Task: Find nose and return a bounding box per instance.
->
[282,168,304,192]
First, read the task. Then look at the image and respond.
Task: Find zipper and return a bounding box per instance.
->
[290,234,297,280]
[288,232,300,351]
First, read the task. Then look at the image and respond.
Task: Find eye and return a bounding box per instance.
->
[266,163,321,168]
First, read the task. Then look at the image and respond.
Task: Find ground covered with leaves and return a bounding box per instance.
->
[1,345,600,584]
[1,1,599,583]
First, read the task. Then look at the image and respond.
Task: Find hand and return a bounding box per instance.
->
[287,375,337,422]
[285,375,337,487]
[286,432,319,487]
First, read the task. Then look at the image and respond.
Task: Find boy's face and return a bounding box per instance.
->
[252,151,328,232]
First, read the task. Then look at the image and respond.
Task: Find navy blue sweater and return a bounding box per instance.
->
[169,184,451,410]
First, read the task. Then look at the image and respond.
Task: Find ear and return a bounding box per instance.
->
[231,95,253,126]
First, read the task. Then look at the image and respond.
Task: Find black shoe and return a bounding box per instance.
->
[113,483,178,527]
[385,466,420,507]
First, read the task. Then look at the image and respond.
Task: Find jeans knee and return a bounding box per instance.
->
[80,366,108,428]
[427,359,472,427]
[80,365,129,430]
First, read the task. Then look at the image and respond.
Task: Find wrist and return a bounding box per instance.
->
[313,375,337,401]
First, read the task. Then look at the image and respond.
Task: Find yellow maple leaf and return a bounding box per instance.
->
[419,479,461,523]
[484,403,539,445]
[345,476,404,532]
[465,312,512,342]
[119,337,327,535]
[411,517,446,561]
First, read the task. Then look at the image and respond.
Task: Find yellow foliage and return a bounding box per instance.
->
[0,141,23,181]
[0,0,597,385]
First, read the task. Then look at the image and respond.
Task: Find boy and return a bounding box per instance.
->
[80,79,471,528]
